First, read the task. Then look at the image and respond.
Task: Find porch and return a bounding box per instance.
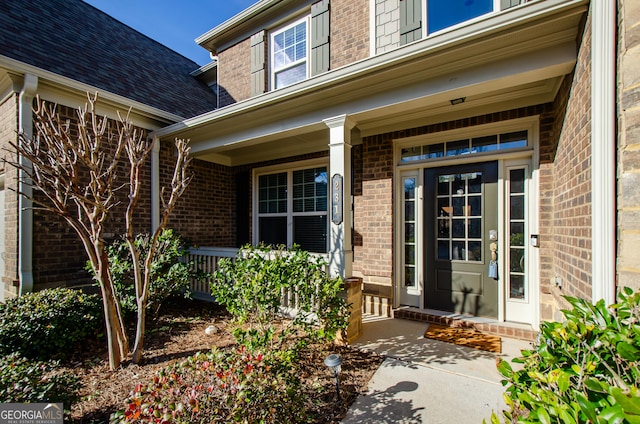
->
[187,247,537,342]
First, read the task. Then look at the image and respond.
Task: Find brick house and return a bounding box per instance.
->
[0,0,636,337]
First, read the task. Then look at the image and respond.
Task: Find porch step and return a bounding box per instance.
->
[393,307,537,342]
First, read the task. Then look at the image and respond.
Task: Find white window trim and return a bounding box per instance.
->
[253,158,329,251]
[269,16,310,91]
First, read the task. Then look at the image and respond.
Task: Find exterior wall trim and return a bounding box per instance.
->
[591,0,616,305]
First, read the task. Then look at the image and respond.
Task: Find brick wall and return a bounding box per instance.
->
[375,0,400,53]
[217,37,252,108]
[0,93,19,298]
[330,0,370,69]
[617,0,640,291]
[539,10,592,321]
[163,147,235,247]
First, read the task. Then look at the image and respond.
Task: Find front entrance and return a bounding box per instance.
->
[424,161,498,318]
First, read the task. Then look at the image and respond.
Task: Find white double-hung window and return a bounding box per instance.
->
[271,17,308,89]
[255,161,328,253]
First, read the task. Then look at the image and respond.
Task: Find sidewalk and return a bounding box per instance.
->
[342,315,532,423]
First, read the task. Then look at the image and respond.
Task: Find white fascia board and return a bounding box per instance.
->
[155,0,587,141]
[0,55,185,124]
[182,40,576,156]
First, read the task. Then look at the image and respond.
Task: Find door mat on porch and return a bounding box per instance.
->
[424,324,502,353]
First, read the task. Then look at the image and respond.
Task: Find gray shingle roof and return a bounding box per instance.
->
[0,0,218,118]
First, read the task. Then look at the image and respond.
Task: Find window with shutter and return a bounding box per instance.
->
[270,17,309,90]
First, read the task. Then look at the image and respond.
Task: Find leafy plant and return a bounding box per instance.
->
[95,229,204,320]
[0,353,81,407]
[112,346,306,423]
[492,287,640,423]
[0,288,102,360]
[210,244,349,352]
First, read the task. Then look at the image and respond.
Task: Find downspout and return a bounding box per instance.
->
[18,74,37,295]
[150,136,160,232]
[591,0,616,305]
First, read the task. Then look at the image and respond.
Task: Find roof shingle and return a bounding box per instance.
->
[0,0,218,118]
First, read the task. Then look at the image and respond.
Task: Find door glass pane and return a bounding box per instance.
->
[435,172,483,262]
[508,168,527,300]
[403,177,418,288]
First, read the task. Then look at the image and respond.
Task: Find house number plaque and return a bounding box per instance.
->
[332,173,343,225]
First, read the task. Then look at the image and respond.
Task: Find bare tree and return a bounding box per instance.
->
[7,93,192,369]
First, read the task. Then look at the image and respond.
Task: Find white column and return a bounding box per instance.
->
[591,0,616,305]
[324,115,355,278]
[150,137,160,232]
[18,74,38,295]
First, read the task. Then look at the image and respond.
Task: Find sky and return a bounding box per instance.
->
[84,0,258,66]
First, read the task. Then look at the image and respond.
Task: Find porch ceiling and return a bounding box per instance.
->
[152,0,587,167]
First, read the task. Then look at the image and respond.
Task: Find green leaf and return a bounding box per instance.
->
[599,404,625,424]
[496,359,513,379]
[584,377,607,394]
[536,407,552,424]
[616,342,640,362]
[576,392,599,423]
[610,387,640,415]
[557,370,571,393]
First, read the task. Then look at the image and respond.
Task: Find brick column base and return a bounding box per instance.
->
[337,277,362,344]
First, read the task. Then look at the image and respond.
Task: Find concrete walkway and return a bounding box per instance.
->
[343,315,532,424]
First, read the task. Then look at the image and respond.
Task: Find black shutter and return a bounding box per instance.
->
[311,0,330,76]
[250,31,266,96]
[400,0,422,45]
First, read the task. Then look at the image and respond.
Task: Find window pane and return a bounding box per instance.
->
[510,169,525,193]
[446,139,470,156]
[452,219,465,238]
[509,274,525,300]
[510,223,525,246]
[468,218,481,238]
[472,135,498,153]
[510,195,525,220]
[428,0,493,34]
[275,62,307,89]
[259,172,287,214]
[424,143,444,159]
[468,241,482,262]
[501,131,528,150]
[292,167,327,213]
[438,240,450,260]
[293,215,327,253]
[452,241,465,260]
[259,217,287,247]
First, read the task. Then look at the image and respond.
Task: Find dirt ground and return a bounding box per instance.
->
[67,299,382,423]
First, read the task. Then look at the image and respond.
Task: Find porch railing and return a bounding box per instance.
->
[186,246,330,315]
[186,247,238,301]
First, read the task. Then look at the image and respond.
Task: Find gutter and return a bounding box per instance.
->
[18,74,37,295]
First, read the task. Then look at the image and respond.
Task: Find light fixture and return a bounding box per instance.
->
[450,97,466,105]
[324,353,343,401]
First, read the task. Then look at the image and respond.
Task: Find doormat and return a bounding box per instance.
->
[424,324,502,353]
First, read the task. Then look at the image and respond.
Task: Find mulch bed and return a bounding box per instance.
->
[66,299,383,423]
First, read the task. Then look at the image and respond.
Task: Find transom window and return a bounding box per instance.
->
[427,0,494,34]
[271,17,308,90]
[401,130,528,163]
[256,165,328,253]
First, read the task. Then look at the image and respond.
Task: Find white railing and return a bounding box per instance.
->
[187,246,331,316]
[186,247,238,300]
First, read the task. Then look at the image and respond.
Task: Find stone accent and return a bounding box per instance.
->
[617,0,640,291]
[330,0,370,69]
[375,0,400,54]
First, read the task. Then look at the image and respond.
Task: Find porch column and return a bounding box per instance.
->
[323,115,355,278]
[18,74,38,295]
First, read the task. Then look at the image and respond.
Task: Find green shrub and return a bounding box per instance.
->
[99,229,204,319]
[112,346,306,423]
[210,244,349,352]
[492,287,640,423]
[0,353,81,407]
[0,288,102,360]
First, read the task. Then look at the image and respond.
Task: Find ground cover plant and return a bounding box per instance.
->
[492,287,640,423]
